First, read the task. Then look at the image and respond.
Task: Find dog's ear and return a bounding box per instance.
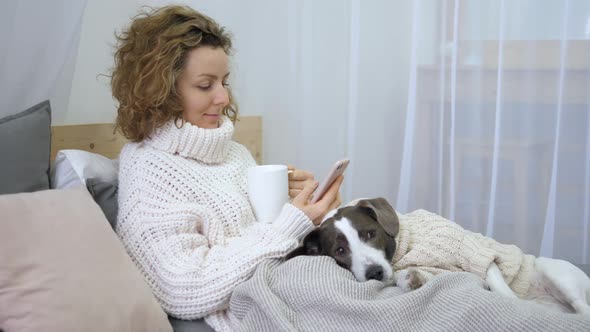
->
[357,197,399,237]
[285,228,323,260]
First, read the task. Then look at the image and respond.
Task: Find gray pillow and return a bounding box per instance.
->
[168,317,214,332]
[86,178,118,229]
[0,100,51,194]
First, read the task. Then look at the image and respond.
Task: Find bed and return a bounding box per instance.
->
[2,103,589,331]
[36,118,590,331]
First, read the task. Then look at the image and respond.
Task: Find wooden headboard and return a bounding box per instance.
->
[51,116,262,164]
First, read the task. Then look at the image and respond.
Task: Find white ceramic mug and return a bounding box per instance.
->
[247,165,289,223]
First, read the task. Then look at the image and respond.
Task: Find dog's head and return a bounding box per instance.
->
[286,197,399,282]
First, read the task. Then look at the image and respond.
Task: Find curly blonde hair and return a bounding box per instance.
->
[111,5,237,142]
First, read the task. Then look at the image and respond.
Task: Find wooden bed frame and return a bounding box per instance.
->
[50,116,262,164]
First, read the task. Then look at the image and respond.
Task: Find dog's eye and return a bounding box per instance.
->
[335,247,346,256]
[366,230,376,240]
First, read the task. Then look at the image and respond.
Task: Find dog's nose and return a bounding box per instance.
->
[365,265,384,281]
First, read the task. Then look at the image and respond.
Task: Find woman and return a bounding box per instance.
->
[111,4,343,329]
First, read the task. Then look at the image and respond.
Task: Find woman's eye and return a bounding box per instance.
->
[197,85,211,90]
[222,81,230,87]
[335,247,345,256]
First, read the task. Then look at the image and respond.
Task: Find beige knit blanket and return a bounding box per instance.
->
[214,256,590,332]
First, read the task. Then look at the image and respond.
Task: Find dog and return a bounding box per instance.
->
[286,197,590,315]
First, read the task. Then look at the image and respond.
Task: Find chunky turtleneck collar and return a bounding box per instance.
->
[145,116,234,164]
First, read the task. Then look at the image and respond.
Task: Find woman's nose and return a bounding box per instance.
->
[213,85,230,106]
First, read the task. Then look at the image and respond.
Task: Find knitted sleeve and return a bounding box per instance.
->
[116,147,314,320]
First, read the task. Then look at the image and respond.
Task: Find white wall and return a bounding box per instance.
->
[57,0,146,124]
[0,0,86,119]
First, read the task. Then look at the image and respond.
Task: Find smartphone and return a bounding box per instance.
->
[310,158,350,204]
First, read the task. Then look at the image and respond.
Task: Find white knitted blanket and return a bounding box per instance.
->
[219,256,590,331]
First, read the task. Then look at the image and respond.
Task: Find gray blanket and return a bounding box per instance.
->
[223,256,590,331]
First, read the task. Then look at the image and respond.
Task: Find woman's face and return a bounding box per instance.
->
[177,46,230,129]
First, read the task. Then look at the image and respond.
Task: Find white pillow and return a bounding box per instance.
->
[51,149,118,189]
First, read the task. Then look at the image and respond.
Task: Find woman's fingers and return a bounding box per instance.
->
[288,165,344,224]
[288,167,315,194]
[289,189,302,198]
[292,180,319,206]
[288,167,315,182]
[290,178,317,196]
[327,192,342,211]
[317,175,344,208]
[289,180,306,190]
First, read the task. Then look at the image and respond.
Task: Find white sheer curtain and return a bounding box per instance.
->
[0,0,87,117]
[395,0,590,263]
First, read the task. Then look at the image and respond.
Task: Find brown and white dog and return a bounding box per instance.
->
[287,197,590,315]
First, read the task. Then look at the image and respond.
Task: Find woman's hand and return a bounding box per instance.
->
[287,164,316,199]
[290,175,344,226]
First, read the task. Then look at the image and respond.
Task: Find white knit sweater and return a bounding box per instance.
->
[115,117,314,329]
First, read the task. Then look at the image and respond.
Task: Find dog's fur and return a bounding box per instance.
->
[287,198,590,315]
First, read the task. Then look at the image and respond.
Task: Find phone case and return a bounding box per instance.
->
[310,158,350,204]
